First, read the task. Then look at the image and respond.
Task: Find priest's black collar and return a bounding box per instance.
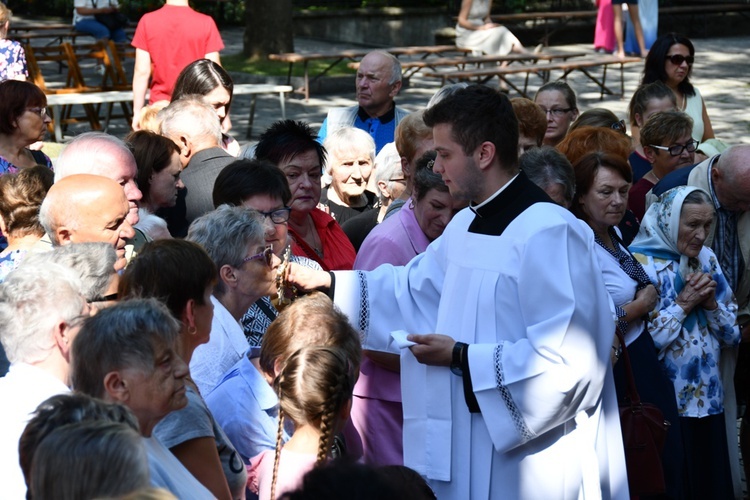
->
[357,102,396,124]
[468,170,554,236]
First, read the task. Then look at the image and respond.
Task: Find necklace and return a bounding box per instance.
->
[305,215,324,258]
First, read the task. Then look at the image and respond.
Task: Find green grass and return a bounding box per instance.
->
[222,52,356,77]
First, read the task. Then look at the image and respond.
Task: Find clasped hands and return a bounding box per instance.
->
[675,272,718,313]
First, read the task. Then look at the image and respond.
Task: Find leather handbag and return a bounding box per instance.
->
[616,330,670,495]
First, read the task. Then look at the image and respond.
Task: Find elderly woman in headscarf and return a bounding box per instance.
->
[630,185,740,499]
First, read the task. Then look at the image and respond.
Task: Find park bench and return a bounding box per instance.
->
[268,45,471,100]
[348,50,587,79]
[421,54,642,99]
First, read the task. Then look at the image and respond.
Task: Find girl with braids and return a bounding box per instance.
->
[248,346,357,500]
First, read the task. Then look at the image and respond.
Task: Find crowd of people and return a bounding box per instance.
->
[0,7,748,498]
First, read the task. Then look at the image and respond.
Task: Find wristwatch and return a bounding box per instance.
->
[451,342,467,376]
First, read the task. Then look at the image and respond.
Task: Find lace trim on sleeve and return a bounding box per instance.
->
[356,270,370,335]
[494,344,534,442]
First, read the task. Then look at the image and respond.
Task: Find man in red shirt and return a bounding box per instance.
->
[131,0,224,130]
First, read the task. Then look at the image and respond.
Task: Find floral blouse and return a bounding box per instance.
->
[634,248,740,417]
[0,151,53,175]
[0,39,28,81]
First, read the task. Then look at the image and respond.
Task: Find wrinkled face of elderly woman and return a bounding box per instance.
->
[677,202,714,258]
[329,149,373,206]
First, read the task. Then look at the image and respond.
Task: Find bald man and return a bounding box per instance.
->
[39,174,135,270]
[318,50,409,153]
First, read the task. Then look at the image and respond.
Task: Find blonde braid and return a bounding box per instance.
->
[270,408,285,500]
[315,363,350,465]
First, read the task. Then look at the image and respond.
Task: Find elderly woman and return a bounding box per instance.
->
[571,152,684,497]
[0,165,53,278]
[126,130,183,240]
[321,127,377,225]
[0,81,52,174]
[642,33,713,144]
[341,142,405,251]
[255,120,356,271]
[350,150,460,467]
[519,146,575,208]
[70,298,214,499]
[172,59,239,156]
[119,239,245,500]
[630,186,740,499]
[533,80,579,147]
[186,206,279,396]
[0,5,28,82]
[213,158,322,345]
[628,81,677,181]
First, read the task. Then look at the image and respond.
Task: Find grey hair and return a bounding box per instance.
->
[54,132,135,183]
[159,94,221,146]
[30,420,149,500]
[186,205,265,297]
[682,188,713,207]
[373,142,403,204]
[365,50,402,85]
[71,298,181,399]
[21,243,116,302]
[520,146,576,205]
[426,82,470,109]
[0,261,84,364]
[323,127,376,176]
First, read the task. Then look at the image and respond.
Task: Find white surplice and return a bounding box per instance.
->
[333,194,627,499]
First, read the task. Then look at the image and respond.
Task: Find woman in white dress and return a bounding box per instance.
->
[455,0,525,56]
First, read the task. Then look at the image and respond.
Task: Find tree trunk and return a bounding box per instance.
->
[243,0,294,59]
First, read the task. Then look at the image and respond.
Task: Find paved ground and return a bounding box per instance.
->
[29,21,750,151]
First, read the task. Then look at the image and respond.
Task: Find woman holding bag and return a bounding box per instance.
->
[571,152,684,497]
[73,0,127,43]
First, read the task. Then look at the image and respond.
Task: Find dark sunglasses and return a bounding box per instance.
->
[243,246,274,269]
[610,119,627,134]
[666,54,694,66]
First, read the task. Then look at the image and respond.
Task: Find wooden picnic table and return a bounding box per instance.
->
[348,50,588,79]
[268,45,471,100]
[422,54,642,99]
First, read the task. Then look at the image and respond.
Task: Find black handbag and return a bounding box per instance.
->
[92,0,129,31]
[616,330,671,495]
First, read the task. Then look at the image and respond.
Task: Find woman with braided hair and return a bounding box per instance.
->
[248,345,357,500]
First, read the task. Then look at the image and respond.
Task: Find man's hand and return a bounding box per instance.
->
[407,334,456,367]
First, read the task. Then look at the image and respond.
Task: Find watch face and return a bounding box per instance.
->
[450,365,463,376]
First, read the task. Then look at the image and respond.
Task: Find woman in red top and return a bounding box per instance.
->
[254,120,356,271]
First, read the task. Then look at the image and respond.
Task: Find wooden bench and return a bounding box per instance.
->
[45,84,293,142]
[348,50,587,79]
[422,55,642,99]
[268,45,471,100]
[490,10,598,46]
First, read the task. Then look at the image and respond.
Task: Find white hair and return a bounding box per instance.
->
[0,261,84,364]
[373,142,403,204]
[322,127,376,176]
[54,132,135,183]
[159,95,221,146]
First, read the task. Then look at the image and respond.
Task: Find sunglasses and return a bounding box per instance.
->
[610,119,627,134]
[242,246,274,269]
[666,54,694,66]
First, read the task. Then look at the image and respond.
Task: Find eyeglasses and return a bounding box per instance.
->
[666,54,694,66]
[540,107,574,117]
[257,207,291,224]
[610,119,627,134]
[27,107,47,117]
[649,140,698,156]
[242,246,274,268]
[88,292,118,303]
[389,177,407,183]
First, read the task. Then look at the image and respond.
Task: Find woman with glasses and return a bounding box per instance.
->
[642,33,714,144]
[627,81,678,182]
[213,158,322,345]
[628,110,695,221]
[0,80,52,175]
[533,80,579,147]
[184,205,280,397]
[569,107,627,135]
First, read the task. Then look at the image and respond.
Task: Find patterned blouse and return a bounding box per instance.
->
[0,151,53,175]
[634,248,740,417]
[0,39,28,81]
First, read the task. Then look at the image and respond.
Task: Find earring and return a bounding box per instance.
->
[187,325,197,335]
